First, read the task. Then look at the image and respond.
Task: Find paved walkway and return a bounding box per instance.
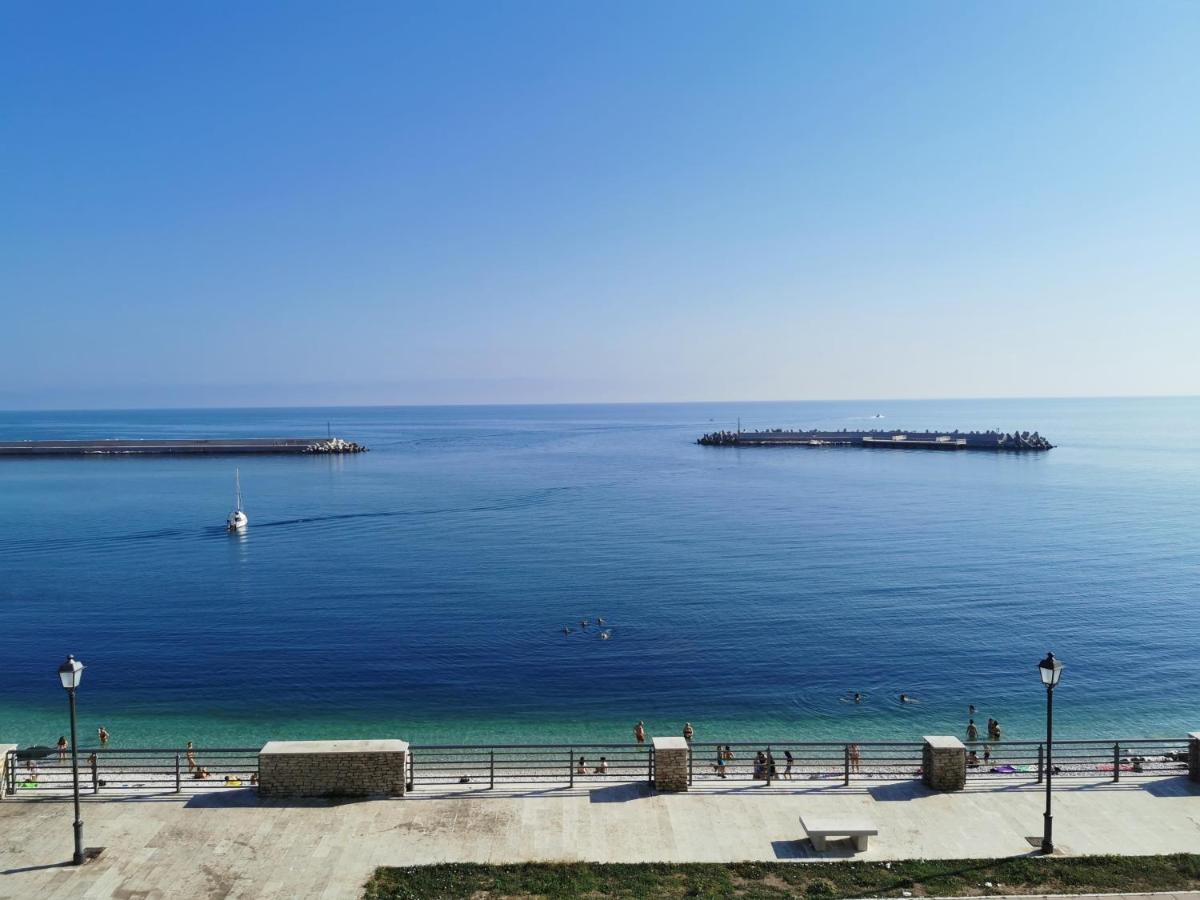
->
[2,776,1199,899]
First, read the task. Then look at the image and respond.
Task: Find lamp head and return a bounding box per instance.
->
[58,655,84,691]
[1037,651,1063,688]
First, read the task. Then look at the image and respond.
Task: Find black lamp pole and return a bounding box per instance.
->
[1038,651,1063,855]
[67,684,83,864]
[58,654,85,865]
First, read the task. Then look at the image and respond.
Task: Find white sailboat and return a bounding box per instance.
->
[227,468,248,531]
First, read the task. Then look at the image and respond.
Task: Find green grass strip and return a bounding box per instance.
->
[365,855,1200,900]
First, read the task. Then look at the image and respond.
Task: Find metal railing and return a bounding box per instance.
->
[4,747,259,795]
[964,738,1189,782]
[407,743,652,789]
[4,736,1191,799]
[688,741,924,785]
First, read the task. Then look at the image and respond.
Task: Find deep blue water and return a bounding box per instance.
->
[1,399,1197,749]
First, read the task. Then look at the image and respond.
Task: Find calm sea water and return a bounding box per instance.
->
[0,398,1197,750]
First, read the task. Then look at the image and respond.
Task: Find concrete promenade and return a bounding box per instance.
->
[2,775,1199,899]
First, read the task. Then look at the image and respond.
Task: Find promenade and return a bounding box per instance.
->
[2,775,1199,899]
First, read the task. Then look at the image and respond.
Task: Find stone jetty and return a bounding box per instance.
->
[0,437,369,457]
[697,428,1053,451]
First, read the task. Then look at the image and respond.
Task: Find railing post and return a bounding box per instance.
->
[844,745,851,785]
[688,746,694,786]
[490,749,495,790]
[1113,742,1120,782]
[175,753,182,792]
[569,746,574,788]
[408,749,415,791]
[766,747,773,786]
[1037,744,1044,784]
[91,754,99,794]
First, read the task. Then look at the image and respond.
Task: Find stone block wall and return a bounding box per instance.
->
[922,736,966,791]
[258,740,408,798]
[652,737,689,792]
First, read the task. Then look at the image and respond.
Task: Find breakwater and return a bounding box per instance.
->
[697,428,1053,451]
[0,437,369,457]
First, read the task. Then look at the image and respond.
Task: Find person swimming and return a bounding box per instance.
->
[899,694,919,704]
[853,692,862,704]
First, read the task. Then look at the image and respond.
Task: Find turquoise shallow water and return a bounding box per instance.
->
[0,398,1197,750]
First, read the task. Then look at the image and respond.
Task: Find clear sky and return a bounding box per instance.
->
[2,1,1197,408]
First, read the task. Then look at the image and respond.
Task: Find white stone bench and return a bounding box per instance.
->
[800,815,878,852]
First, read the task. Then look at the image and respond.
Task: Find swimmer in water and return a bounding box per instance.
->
[854,692,862,704]
[562,625,572,635]
[899,694,919,704]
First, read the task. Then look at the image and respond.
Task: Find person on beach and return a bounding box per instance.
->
[98,725,109,745]
[577,756,587,775]
[753,751,767,780]
[26,761,38,783]
[634,721,645,744]
[723,745,734,762]
[783,750,794,779]
[967,750,980,768]
[714,748,726,778]
[193,767,211,780]
[683,722,694,742]
[983,745,992,763]
[767,749,777,781]
[186,741,197,773]
[966,719,979,741]
[57,736,68,760]
[594,757,608,775]
[849,743,862,773]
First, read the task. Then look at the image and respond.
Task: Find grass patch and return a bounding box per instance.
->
[364,855,1200,899]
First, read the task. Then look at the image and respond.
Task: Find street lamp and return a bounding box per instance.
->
[57,654,85,865]
[1037,651,1064,854]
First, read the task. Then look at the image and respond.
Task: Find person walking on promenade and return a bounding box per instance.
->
[767,749,777,781]
[849,743,862,773]
[634,721,645,744]
[56,736,68,761]
[683,722,694,742]
[966,719,979,741]
[186,741,198,774]
[98,725,109,745]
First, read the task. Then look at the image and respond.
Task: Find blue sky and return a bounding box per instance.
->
[2,1,1197,408]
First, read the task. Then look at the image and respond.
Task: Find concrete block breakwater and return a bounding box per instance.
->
[0,437,369,457]
[697,428,1054,451]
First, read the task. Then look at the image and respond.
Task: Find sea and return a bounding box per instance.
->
[0,398,1196,751]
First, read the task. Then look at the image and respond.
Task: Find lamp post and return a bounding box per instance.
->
[1037,651,1064,854]
[58,654,85,865]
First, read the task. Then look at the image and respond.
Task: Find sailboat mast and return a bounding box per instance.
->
[235,468,243,511]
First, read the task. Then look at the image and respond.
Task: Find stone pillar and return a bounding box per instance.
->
[652,737,690,792]
[1189,732,1200,783]
[258,740,408,798]
[922,736,966,791]
[0,745,16,798]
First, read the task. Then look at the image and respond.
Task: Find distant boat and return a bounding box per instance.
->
[227,469,248,531]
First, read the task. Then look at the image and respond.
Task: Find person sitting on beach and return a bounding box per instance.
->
[577,756,587,775]
[594,757,608,775]
[56,736,68,760]
[193,767,211,780]
[966,719,979,741]
[249,773,258,786]
[967,751,980,768]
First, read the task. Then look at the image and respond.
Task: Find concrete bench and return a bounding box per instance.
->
[800,815,878,852]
